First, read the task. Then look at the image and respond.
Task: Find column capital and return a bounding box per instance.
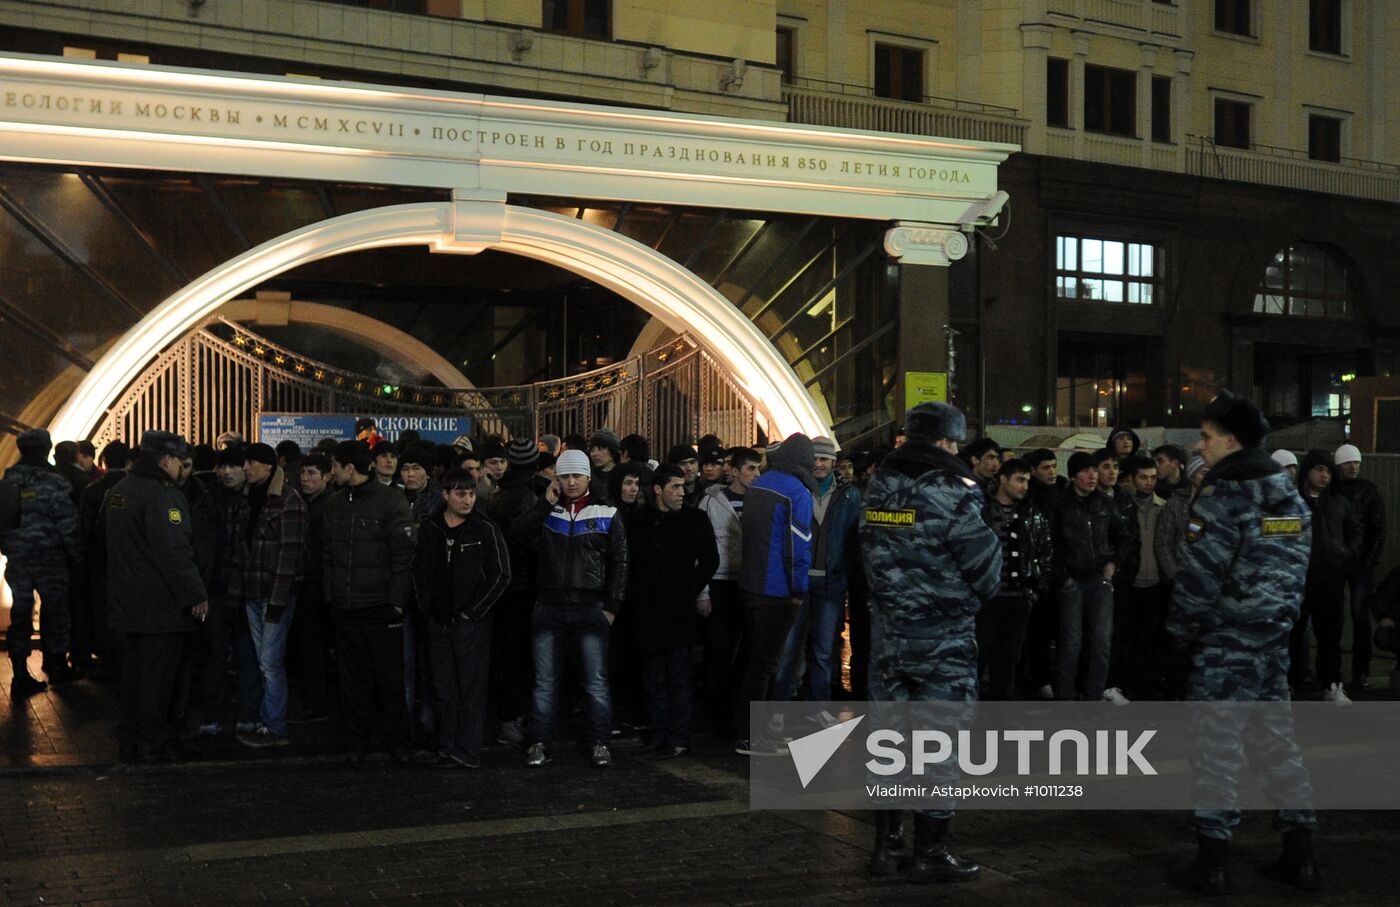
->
[1071,30,1092,57]
[1138,43,1159,69]
[884,222,969,267]
[1173,48,1195,75]
[1020,23,1055,50]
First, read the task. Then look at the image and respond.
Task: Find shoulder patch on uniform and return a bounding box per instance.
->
[1196,486,1214,497]
[865,507,916,528]
[108,493,126,509]
[19,488,36,500]
[1184,516,1206,543]
[167,508,183,525]
[1260,516,1304,537]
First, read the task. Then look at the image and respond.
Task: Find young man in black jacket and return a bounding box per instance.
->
[1046,451,1130,703]
[1291,449,1362,703]
[322,440,416,762]
[1332,444,1386,692]
[414,468,510,768]
[978,458,1052,700]
[622,464,719,756]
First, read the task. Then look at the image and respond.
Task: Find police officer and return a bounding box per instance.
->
[859,402,1002,883]
[105,431,209,763]
[1167,390,1318,895]
[1,428,82,696]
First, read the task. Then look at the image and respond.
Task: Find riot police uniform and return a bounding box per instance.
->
[859,402,1002,884]
[1,428,82,694]
[105,431,208,762]
[1167,390,1318,894]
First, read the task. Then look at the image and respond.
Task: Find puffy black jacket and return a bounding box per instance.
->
[1046,485,1131,584]
[1333,476,1386,566]
[104,460,207,634]
[511,494,629,612]
[321,478,415,612]
[1301,490,1361,582]
[413,509,510,624]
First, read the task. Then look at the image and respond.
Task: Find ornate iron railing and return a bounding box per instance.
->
[92,320,766,451]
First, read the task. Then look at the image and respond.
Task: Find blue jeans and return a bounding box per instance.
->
[774,581,846,702]
[245,597,296,735]
[529,603,612,747]
[1056,579,1112,700]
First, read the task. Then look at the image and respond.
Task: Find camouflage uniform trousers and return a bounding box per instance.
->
[5,556,71,659]
[868,631,978,820]
[1188,644,1317,841]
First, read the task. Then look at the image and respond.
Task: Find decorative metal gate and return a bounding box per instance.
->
[93,320,768,453]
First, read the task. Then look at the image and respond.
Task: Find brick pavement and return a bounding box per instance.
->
[3,650,1400,904]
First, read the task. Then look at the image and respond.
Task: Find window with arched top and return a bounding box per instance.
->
[1252,242,1353,318]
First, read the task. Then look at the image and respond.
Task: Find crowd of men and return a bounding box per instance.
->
[0,398,1388,891]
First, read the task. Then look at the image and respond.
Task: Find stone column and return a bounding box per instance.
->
[885,223,969,424]
[1172,50,1194,153]
[1020,23,1055,155]
[1070,30,1091,158]
[1138,43,1157,167]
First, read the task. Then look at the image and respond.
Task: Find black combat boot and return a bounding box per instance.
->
[42,653,83,685]
[9,654,48,699]
[1274,827,1319,892]
[1169,834,1230,896]
[910,814,979,883]
[868,810,911,876]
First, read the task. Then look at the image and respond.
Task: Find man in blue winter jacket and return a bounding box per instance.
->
[733,433,815,755]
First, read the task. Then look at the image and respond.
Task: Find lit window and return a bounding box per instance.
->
[1055,234,1163,305]
[1252,242,1352,318]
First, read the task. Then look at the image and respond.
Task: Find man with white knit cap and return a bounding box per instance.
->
[1271,449,1299,482]
[510,447,628,768]
[1332,442,1387,692]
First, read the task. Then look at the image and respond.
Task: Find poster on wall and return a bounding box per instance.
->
[257,413,473,448]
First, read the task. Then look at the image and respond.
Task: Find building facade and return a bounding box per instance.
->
[0,0,1394,459]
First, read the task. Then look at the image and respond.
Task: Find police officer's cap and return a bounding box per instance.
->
[1202,390,1269,448]
[139,430,189,459]
[16,428,52,455]
[904,402,967,443]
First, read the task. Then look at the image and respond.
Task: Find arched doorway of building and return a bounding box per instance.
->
[50,198,827,445]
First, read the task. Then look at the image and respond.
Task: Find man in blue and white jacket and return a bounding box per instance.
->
[734,433,815,754]
[511,449,628,769]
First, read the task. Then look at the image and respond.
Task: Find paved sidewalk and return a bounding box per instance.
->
[4,653,1400,904]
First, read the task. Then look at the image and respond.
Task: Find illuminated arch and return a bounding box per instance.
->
[49,200,826,442]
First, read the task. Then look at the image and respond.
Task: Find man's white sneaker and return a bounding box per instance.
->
[1323,682,1352,706]
[811,710,840,729]
[1035,684,1055,700]
[1103,687,1130,706]
[591,744,612,767]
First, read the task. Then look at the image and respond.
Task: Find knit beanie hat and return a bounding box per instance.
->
[556,449,591,477]
[244,442,278,467]
[1334,444,1361,466]
[1270,449,1298,469]
[1066,451,1096,477]
[507,438,540,468]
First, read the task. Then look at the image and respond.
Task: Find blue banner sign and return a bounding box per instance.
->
[257,413,473,448]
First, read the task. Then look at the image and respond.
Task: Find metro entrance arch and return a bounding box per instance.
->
[0,52,1015,450]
